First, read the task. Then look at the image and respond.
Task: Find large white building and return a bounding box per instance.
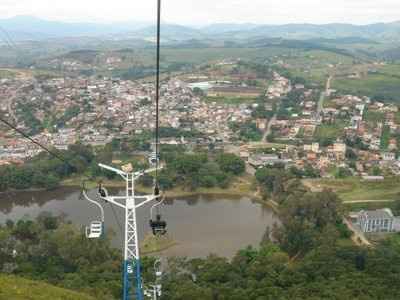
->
[357,209,396,233]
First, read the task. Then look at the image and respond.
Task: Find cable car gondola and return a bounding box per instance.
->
[82,189,105,239]
[149,185,167,236]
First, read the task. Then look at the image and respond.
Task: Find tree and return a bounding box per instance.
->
[335,167,352,179]
[216,153,245,175]
[192,87,204,97]
[274,190,344,257]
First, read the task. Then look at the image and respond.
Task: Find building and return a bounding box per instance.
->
[207,86,263,98]
[358,209,395,233]
[248,154,291,168]
[382,152,396,161]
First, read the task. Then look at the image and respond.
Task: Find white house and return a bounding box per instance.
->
[358,209,395,233]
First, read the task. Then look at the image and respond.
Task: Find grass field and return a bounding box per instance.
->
[134,47,292,66]
[0,69,16,78]
[314,122,347,140]
[0,275,95,300]
[303,177,400,201]
[333,73,400,101]
[287,49,354,84]
[365,110,385,123]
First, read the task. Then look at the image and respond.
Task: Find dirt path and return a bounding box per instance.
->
[317,75,333,115]
[262,112,277,142]
[343,218,372,247]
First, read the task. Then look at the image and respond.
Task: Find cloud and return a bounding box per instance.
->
[0,0,399,24]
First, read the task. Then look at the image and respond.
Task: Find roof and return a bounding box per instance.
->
[360,209,394,220]
[209,86,263,94]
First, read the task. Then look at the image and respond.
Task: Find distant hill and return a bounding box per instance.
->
[0,275,95,300]
[0,15,146,40]
[127,24,205,41]
[0,15,400,44]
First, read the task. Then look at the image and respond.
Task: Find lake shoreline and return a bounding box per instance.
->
[0,181,283,214]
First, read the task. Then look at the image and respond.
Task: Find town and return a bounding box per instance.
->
[1,59,400,184]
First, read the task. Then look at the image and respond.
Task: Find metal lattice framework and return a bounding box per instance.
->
[90,164,162,300]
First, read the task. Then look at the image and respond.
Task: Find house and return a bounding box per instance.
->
[248,154,290,168]
[357,209,396,233]
[362,175,384,181]
[382,152,396,161]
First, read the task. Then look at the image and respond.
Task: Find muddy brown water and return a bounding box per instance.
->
[0,188,279,258]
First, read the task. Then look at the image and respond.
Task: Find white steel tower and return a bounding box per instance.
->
[84,163,162,300]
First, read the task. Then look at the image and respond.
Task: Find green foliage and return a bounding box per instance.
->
[56,105,80,128]
[314,122,346,145]
[274,190,344,256]
[335,167,353,179]
[215,153,245,176]
[162,233,400,300]
[16,102,43,135]
[159,127,203,138]
[159,152,242,191]
[0,142,122,192]
[381,125,391,150]
[255,166,309,202]
[230,121,262,142]
[333,72,400,103]
[192,87,204,97]
[0,214,121,299]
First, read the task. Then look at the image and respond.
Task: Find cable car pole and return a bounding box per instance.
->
[95,163,162,300]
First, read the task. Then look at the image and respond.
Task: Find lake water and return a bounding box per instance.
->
[0,188,279,258]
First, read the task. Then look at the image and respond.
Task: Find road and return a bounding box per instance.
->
[262,113,276,142]
[4,87,22,123]
[343,199,395,204]
[317,75,333,115]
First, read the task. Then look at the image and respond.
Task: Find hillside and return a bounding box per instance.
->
[0,275,95,300]
[1,15,400,42]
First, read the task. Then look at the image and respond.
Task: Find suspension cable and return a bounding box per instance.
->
[155,0,161,184]
[0,117,75,169]
[109,202,124,237]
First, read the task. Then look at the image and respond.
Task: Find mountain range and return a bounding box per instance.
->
[1,15,400,42]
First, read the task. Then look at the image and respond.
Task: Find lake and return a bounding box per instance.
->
[0,188,279,258]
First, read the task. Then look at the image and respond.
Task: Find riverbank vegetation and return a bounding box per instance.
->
[0,142,248,199]
[0,143,101,192]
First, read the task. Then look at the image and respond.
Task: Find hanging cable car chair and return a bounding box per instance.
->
[82,185,105,239]
[149,185,167,236]
[149,151,159,166]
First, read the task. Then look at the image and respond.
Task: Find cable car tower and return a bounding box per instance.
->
[84,0,165,298]
[83,164,163,300]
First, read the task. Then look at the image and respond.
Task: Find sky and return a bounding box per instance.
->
[0,0,399,25]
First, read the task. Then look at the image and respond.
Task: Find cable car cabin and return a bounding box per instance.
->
[149,152,159,165]
[86,221,103,239]
[149,214,167,236]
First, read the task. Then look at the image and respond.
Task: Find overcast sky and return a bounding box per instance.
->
[1,0,399,25]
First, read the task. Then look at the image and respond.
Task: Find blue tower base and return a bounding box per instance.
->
[123,259,143,300]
